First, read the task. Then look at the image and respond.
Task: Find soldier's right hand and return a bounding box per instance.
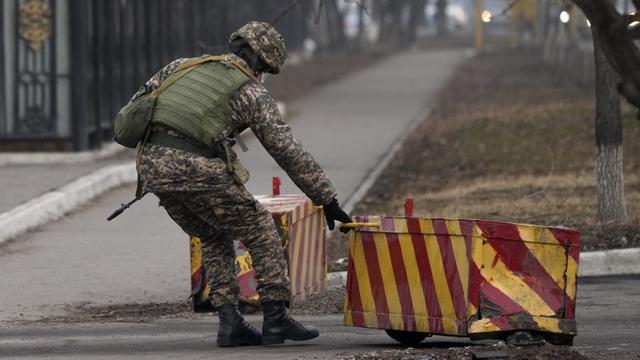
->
[323,198,353,233]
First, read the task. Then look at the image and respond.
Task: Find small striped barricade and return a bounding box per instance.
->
[190,194,327,311]
[343,216,580,346]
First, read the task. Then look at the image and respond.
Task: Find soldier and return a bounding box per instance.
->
[137,21,353,347]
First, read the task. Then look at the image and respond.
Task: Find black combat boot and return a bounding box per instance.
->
[261,301,319,345]
[216,304,262,347]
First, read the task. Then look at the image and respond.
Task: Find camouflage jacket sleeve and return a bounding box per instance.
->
[229,82,337,205]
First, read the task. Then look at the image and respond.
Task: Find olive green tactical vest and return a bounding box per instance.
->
[152,61,252,147]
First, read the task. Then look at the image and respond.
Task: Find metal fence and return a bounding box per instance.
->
[1,0,310,151]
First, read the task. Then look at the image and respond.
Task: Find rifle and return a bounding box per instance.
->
[107,198,139,221]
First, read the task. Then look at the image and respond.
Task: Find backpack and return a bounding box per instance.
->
[113,55,226,148]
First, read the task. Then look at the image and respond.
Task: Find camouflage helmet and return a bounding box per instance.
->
[229,21,286,74]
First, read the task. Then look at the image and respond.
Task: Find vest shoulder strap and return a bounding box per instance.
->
[151,55,256,99]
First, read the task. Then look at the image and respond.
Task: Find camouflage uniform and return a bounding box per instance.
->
[138,53,336,307]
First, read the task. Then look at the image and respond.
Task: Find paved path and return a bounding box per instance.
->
[243,49,465,207]
[1,276,639,359]
[0,49,465,322]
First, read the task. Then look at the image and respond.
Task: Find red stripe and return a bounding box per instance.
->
[294,219,308,296]
[360,232,391,329]
[191,267,203,291]
[460,220,478,309]
[469,262,483,313]
[386,233,416,331]
[346,252,365,327]
[479,281,529,315]
[549,228,581,262]
[488,316,514,331]
[564,296,575,320]
[432,219,467,321]
[406,218,444,333]
[477,221,565,313]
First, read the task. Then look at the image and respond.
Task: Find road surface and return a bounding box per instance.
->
[0,276,638,359]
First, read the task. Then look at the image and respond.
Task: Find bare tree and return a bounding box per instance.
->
[435,0,448,36]
[572,0,640,111]
[593,27,627,222]
[566,0,637,223]
[407,0,428,43]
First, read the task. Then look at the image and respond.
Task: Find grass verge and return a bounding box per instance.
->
[330,49,640,268]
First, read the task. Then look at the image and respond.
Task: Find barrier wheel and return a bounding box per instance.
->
[544,333,574,346]
[385,329,430,346]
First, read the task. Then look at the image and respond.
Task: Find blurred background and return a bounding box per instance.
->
[0,0,615,152]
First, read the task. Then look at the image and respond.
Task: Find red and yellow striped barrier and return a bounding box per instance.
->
[191,194,326,310]
[344,216,579,340]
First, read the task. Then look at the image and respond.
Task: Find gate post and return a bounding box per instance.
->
[68,0,88,150]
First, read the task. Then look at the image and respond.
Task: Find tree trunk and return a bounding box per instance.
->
[435,0,447,37]
[407,0,428,44]
[593,27,627,223]
[325,0,346,50]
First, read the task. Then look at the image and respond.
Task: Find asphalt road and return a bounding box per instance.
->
[1,276,638,359]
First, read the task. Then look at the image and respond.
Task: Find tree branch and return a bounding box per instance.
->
[573,0,640,110]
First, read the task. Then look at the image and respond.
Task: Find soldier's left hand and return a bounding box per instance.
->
[323,198,353,233]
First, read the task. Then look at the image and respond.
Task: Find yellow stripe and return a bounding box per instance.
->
[352,234,378,328]
[305,216,318,289]
[397,233,430,332]
[468,318,502,333]
[190,237,202,275]
[565,257,578,302]
[394,218,409,233]
[518,227,566,290]
[300,216,314,293]
[314,212,323,288]
[533,316,562,333]
[310,213,319,290]
[469,316,569,335]
[481,242,556,316]
[373,232,404,330]
[419,219,458,334]
[446,220,470,307]
[290,221,304,294]
[468,303,477,317]
[344,310,354,326]
[344,233,356,327]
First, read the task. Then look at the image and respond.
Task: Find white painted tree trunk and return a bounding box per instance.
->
[593,27,627,223]
[595,144,626,222]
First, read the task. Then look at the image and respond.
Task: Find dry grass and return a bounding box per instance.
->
[328,49,640,266]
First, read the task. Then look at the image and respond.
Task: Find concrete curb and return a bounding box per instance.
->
[578,248,640,277]
[0,162,136,246]
[0,142,125,167]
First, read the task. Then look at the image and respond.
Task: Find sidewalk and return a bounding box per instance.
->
[0,149,135,214]
[0,49,466,322]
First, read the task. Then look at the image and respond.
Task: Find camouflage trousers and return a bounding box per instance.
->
[139,144,290,307]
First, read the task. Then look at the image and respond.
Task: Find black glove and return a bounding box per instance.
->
[323,198,353,233]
